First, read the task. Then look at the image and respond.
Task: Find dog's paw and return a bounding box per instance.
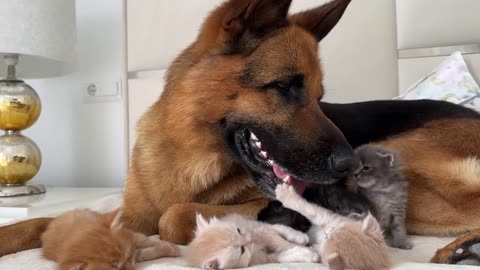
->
[275,183,297,203]
[431,230,480,264]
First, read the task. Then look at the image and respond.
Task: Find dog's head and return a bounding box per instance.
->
[165,0,357,197]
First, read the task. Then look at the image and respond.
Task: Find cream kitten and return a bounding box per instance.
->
[42,209,180,270]
[276,184,390,270]
[187,213,319,269]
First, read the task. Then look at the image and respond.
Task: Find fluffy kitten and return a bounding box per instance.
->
[353,144,412,250]
[187,213,319,269]
[42,209,180,270]
[276,183,390,270]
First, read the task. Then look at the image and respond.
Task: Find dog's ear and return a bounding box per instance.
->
[207,0,291,52]
[240,0,292,33]
[290,0,351,42]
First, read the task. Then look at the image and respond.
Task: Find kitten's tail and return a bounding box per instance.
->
[0,217,52,257]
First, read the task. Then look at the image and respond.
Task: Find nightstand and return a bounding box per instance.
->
[0,187,122,224]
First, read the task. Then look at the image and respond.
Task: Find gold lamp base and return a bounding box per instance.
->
[0,55,43,198]
[0,184,45,198]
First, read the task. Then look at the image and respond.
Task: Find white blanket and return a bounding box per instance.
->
[0,194,476,270]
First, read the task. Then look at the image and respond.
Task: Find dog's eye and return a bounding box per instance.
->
[240,246,245,255]
[274,81,290,92]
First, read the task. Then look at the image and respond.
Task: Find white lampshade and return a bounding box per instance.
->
[0,0,76,79]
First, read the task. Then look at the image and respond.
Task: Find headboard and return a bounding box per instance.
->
[395,0,480,94]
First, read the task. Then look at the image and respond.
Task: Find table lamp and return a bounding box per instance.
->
[0,0,76,197]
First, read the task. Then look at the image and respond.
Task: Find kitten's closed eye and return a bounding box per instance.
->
[237,228,241,234]
[240,246,245,255]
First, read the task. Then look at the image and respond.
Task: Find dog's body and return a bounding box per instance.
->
[322,100,480,235]
[2,0,480,257]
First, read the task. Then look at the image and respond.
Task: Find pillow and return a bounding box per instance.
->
[395,51,480,111]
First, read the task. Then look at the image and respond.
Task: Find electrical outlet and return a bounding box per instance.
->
[83,80,122,103]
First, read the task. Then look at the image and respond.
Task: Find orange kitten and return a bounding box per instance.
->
[276,184,390,270]
[323,218,389,270]
[42,209,180,270]
[187,213,318,269]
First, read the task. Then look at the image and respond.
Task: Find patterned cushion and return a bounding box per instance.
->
[396,52,480,111]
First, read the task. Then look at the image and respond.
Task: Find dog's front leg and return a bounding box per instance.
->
[158,198,269,245]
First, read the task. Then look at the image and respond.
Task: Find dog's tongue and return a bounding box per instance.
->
[273,163,306,195]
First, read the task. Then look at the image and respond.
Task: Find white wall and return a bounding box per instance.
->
[23,0,127,187]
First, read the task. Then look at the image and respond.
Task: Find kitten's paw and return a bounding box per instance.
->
[275,183,297,203]
[347,212,367,220]
[293,233,310,246]
[282,231,309,245]
[167,242,181,257]
[389,239,414,250]
[277,246,319,263]
[136,242,181,262]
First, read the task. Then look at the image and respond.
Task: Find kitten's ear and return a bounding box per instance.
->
[204,257,221,270]
[196,213,210,232]
[326,253,345,270]
[362,213,383,241]
[377,152,395,167]
[110,210,124,229]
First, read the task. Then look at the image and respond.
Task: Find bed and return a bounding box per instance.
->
[0,193,478,270]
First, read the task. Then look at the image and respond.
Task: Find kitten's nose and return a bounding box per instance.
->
[245,234,253,244]
[329,145,358,176]
[353,167,361,178]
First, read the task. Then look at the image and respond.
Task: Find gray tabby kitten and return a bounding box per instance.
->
[353,144,413,250]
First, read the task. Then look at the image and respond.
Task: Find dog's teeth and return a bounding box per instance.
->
[283,175,291,183]
[250,133,259,141]
[255,142,262,149]
[260,151,267,158]
[267,159,274,166]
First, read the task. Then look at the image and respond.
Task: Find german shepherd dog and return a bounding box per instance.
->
[2,0,480,260]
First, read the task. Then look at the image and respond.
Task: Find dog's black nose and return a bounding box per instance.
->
[330,146,357,176]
